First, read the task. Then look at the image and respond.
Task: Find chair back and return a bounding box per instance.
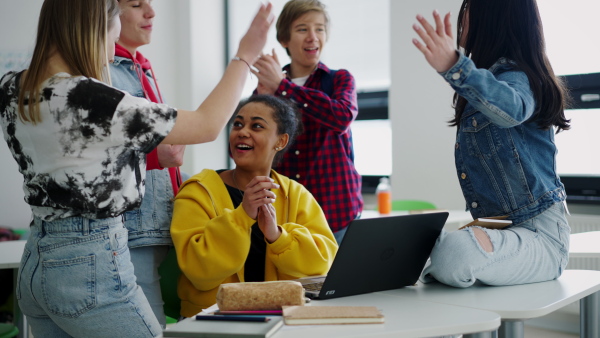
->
[392,200,436,211]
[158,247,181,321]
[0,323,18,338]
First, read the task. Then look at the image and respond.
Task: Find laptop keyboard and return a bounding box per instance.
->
[302,281,324,291]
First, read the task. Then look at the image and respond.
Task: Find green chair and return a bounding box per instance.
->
[158,247,182,323]
[391,200,436,211]
[0,323,18,338]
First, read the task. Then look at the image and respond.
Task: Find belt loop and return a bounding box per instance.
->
[82,218,90,236]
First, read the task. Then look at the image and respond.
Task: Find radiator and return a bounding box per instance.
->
[562,213,600,314]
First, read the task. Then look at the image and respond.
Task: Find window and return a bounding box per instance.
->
[539,0,600,203]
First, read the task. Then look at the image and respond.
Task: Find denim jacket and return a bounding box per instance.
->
[110,56,173,247]
[442,53,566,225]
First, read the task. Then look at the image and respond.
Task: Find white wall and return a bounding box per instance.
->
[390,0,465,210]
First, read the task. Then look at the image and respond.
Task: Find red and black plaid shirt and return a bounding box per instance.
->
[272,62,363,233]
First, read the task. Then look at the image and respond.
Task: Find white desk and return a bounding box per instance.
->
[165,292,500,338]
[361,209,472,231]
[379,270,600,338]
[0,240,27,338]
[570,231,600,258]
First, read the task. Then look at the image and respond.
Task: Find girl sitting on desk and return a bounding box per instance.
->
[171,95,338,317]
[412,0,570,287]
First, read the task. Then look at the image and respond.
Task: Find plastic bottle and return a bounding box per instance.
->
[376,177,392,214]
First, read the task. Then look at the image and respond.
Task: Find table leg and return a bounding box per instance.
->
[13,268,27,338]
[498,320,524,338]
[580,290,599,338]
[463,330,496,338]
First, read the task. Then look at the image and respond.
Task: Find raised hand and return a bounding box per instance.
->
[237,3,275,64]
[157,144,185,168]
[412,10,458,73]
[241,176,279,220]
[252,48,285,95]
[257,203,281,243]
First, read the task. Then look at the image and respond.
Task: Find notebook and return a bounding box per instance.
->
[296,212,448,300]
[163,315,283,338]
[282,306,384,325]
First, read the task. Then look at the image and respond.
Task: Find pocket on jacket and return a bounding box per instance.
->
[41,255,97,318]
[461,115,498,158]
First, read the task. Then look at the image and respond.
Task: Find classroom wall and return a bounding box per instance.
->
[390,0,466,210]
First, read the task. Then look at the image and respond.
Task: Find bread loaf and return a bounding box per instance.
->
[216,281,305,311]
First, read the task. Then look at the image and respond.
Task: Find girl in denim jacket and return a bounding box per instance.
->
[412,0,571,287]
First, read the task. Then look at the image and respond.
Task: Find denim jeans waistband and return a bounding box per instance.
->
[32,216,124,235]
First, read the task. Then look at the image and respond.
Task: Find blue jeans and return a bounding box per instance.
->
[17,217,162,337]
[130,245,169,328]
[421,202,570,287]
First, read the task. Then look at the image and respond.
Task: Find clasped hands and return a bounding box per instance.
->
[240,176,281,243]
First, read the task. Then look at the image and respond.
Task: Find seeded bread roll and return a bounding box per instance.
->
[216,281,305,311]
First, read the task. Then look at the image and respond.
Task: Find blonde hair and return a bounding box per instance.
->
[276,0,329,51]
[17,0,120,123]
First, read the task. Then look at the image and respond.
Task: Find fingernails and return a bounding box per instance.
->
[417,14,423,20]
[413,23,420,30]
[273,184,280,189]
[433,9,439,16]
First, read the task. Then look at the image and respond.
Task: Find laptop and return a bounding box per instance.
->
[296,212,448,300]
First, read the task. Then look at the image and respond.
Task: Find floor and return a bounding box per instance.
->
[524,325,578,338]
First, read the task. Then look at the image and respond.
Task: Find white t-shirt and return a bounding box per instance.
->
[0,71,177,221]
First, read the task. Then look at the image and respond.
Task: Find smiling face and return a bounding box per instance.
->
[281,11,327,78]
[117,0,155,56]
[229,102,288,172]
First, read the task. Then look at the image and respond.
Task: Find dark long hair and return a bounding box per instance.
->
[452,0,570,132]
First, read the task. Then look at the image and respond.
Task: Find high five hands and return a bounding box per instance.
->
[412,10,459,73]
[252,48,285,95]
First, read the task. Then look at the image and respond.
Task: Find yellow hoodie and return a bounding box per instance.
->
[171,169,338,317]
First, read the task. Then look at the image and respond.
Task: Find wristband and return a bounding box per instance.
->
[232,56,252,78]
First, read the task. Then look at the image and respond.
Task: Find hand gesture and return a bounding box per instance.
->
[257,203,281,243]
[252,48,285,95]
[241,176,279,220]
[237,3,275,64]
[412,10,459,73]
[157,144,186,168]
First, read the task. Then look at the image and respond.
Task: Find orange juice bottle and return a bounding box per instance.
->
[376,177,392,214]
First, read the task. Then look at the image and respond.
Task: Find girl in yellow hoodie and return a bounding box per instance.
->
[171,95,338,317]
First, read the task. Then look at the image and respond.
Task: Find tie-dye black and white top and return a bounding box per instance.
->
[0,71,177,221]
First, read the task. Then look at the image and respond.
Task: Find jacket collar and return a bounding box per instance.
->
[282,62,329,79]
[182,169,291,202]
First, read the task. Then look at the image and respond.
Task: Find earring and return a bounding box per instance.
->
[275,147,282,151]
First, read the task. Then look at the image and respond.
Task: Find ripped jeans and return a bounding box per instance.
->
[421,202,570,287]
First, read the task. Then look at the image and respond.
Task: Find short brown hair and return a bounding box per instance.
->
[276,0,330,47]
